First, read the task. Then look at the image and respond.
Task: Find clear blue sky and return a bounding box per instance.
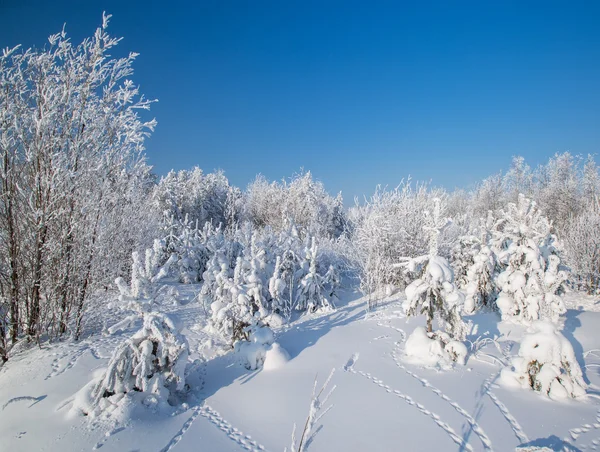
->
[1,1,599,201]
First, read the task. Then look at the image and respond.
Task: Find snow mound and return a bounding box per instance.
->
[500,321,587,399]
[236,325,289,371]
[263,343,291,371]
[404,327,467,368]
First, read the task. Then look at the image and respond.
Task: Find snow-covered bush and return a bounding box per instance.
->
[500,321,586,399]
[74,312,189,417]
[405,326,468,367]
[234,324,290,370]
[450,235,479,288]
[401,198,469,342]
[463,245,498,314]
[493,195,568,324]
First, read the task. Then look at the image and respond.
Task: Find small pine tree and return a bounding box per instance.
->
[269,256,287,313]
[296,238,333,313]
[401,198,468,340]
[91,312,189,413]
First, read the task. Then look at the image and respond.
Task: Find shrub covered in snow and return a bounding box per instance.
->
[405,326,468,367]
[296,238,335,313]
[493,195,568,324]
[73,312,189,417]
[234,325,290,371]
[500,321,586,399]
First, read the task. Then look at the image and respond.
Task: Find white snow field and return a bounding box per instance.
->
[1,286,600,452]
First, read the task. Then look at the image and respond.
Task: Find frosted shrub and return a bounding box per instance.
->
[204,227,344,345]
[500,321,586,399]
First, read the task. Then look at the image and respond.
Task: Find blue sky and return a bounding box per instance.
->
[1,1,599,201]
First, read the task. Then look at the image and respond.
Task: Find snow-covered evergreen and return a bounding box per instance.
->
[493,195,568,324]
[500,321,586,399]
[401,198,469,341]
[73,312,189,417]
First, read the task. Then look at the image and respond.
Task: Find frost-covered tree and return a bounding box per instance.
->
[562,205,600,293]
[534,152,583,231]
[269,256,286,313]
[503,156,533,203]
[351,181,439,309]
[450,235,479,289]
[0,14,158,347]
[494,195,568,323]
[153,167,238,231]
[245,171,347,239]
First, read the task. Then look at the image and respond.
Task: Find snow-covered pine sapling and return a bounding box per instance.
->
[450,234,479,289]
[494,194,568,324]
[500,321,586,399]
[109,247,177,334]
[286,368,336,452]
[280,249,299,320]
[80,312,189,416]
[463,217,499,314]
[269,255,286,313]
[402,197,468,340]
[246,257,269,319]
[323,265,341,302]
[296,237,333,313]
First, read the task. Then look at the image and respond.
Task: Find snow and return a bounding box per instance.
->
[263,343,291,371]
[2,286,600,451]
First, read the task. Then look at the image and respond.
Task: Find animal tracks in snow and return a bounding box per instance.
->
[45,346,89,380]
[390,344,493,451]
[344,355,473,452]
[160,403,267,452]
[482,373,529,444]
[566,409,600,449]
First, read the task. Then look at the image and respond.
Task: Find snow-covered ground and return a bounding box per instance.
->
[2,285,600,452]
